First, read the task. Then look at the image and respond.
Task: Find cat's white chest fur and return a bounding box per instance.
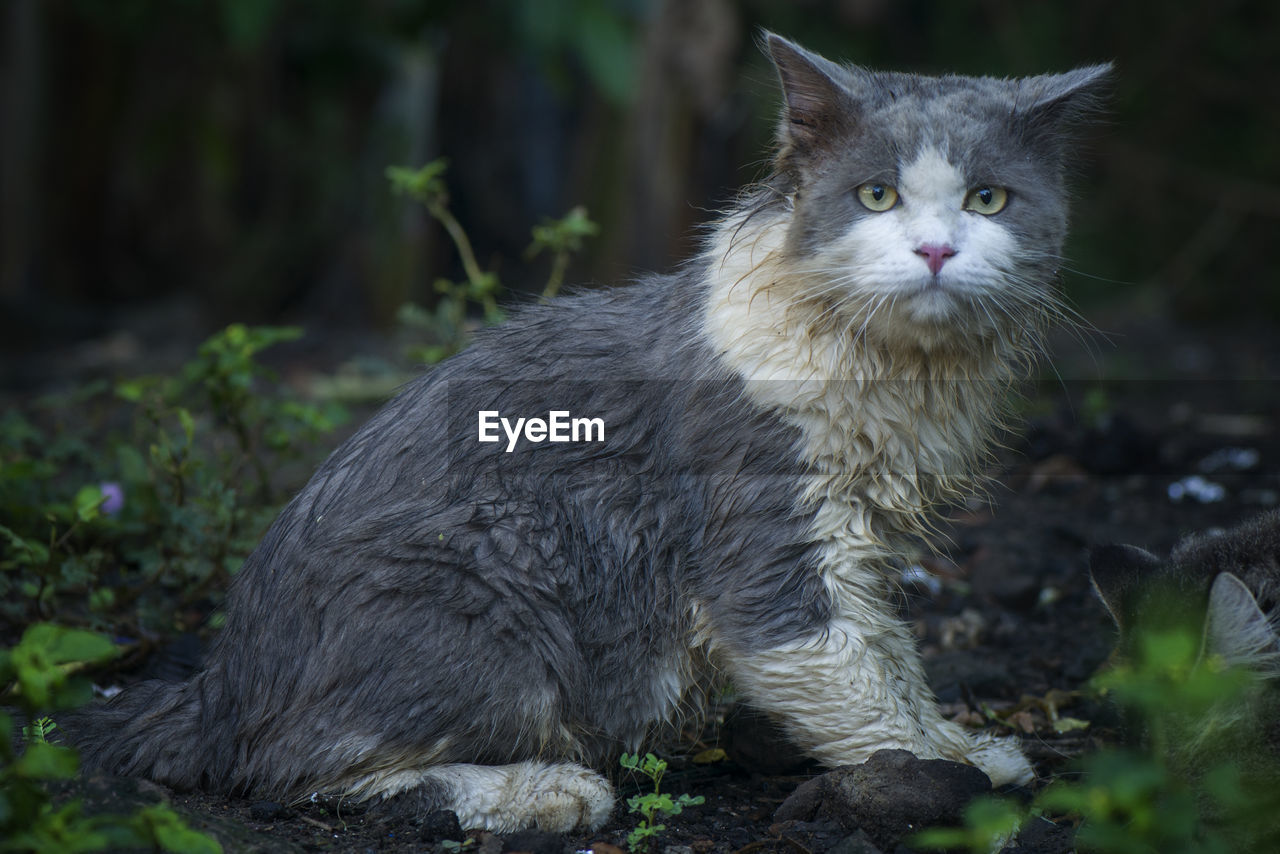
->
[701,154,1006,553]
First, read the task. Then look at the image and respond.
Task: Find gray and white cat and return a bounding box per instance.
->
[1091,509,1280,685]
[1090,509,1280,837]
[72,35,1109,833]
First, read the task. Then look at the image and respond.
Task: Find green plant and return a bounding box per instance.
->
[913,628,1280,853]
[619,752,704,853]
[22,717,57,746]
[526,205,600,300]
[386,160,597,364]
[0,324,345,637]
[0,624,221,853]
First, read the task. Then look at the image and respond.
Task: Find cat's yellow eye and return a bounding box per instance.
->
[856,183,899,212]
[965,186,1008,215]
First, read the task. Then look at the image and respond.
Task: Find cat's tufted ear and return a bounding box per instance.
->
[1089,542,1161,630]
[762,32,859,160]
[1203,572,1280,672]
[1015,63,1114,132]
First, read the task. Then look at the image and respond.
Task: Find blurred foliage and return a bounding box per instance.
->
[0,325,345,637]
[0,624,221,853]
[915,627,1280,853]
[388,159,597,364]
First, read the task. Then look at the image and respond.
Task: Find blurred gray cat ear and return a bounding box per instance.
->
[1203,572,1280,671]
[761,32,858,154]
[1016,63,1114,128]
[1089,543,1161,628]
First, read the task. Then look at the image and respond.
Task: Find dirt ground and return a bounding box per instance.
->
[45,316,1280,853]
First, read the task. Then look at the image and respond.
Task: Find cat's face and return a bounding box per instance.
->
[765,36,1109,349]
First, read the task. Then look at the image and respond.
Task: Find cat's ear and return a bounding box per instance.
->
[1089,543,1162,629]
[762,32,858,159]
[1015,63,1114,132]
[1203,572,1280,672]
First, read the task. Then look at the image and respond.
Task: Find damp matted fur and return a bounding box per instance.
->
[70,34,1111,832]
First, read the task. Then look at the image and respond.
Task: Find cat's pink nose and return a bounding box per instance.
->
[915,243,957,275]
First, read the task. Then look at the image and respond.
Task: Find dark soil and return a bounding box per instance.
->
[46,318,1280,853]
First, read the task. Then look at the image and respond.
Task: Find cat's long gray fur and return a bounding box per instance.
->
[70,34,1110,832]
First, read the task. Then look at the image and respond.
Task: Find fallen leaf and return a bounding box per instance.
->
[1008,710,1036,733]
[1052,716,1091,734]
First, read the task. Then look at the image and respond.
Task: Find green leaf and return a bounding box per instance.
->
[528,206,599,255]
[0,523,49,566]
[74,485,104,523]
[42,625,118,666]
[115,379,147,402]
[386,160,450,205]
[573,2,637,103]
[133,803,223,854]
[1051,716,1091,734]
[8,624,117,709]
[116,443,149,483]
[176,407,196,443]
[220,0,278,52]
[12,741,79,780]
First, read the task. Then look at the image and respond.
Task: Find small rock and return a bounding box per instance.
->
[249,800,285,822]
[828,829,884,854]
[500,828,564,854]
[774,749,992,851]
[662,846,695,854]
[420,809,463,843]
[774,775,827,824]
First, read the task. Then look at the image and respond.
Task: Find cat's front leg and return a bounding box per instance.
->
[724,613,1033,786]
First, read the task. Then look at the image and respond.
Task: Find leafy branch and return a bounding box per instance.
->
[386,160,597,363]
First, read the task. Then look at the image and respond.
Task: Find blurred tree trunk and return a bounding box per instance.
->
[2,0,41,300]
[621,0,742,274]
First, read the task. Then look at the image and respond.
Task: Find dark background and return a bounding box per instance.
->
[2,0,1278,392]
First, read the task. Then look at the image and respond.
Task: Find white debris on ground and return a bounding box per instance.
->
[1197,446,1260,473]
[1167,474,1226,503]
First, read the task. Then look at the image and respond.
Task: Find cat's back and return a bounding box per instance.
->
[1170,508,1280,609]
[226,270,726,602]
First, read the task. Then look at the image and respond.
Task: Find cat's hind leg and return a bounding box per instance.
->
[356,760,615,833]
